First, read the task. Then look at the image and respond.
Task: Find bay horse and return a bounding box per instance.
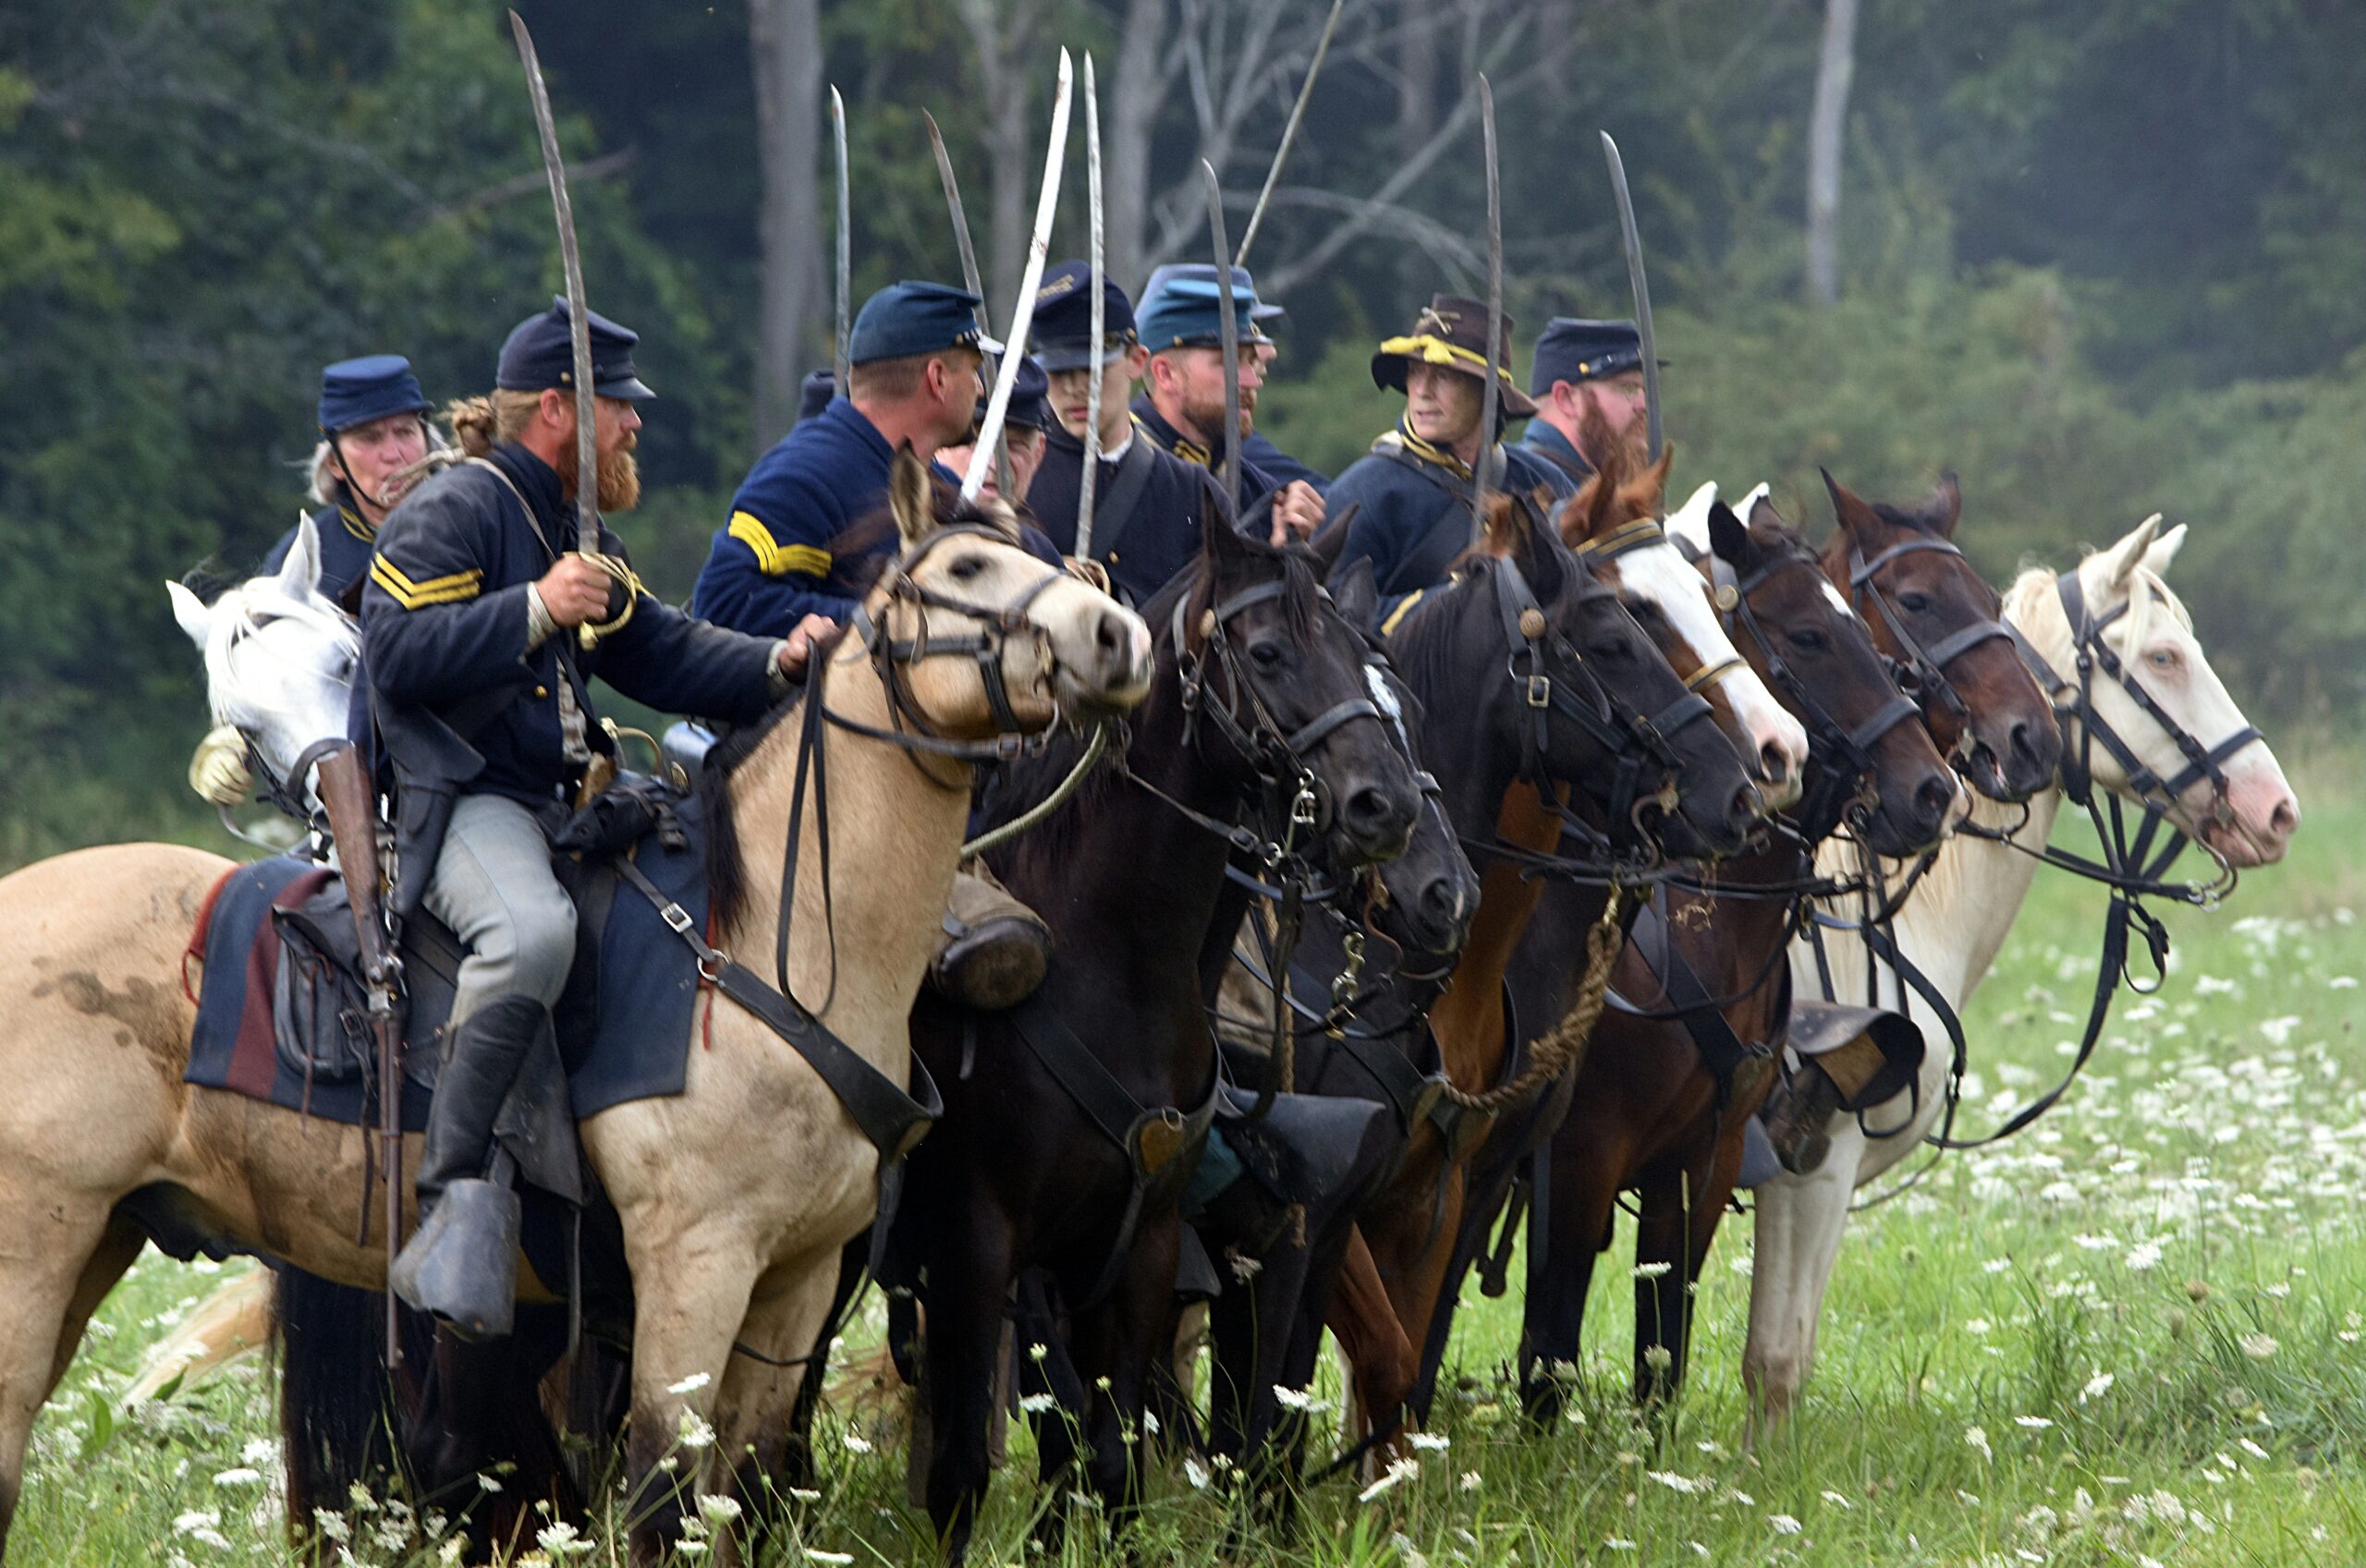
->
[1745,512,2299,1431]
[1510,484,1957,1416]
[1336,488,1763,1446]
[897,502,1425,1562]
[0,448,1151,1564]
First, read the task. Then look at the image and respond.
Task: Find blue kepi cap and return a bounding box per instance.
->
[497,297,656,401]
[318,355,430,434]
[849,281,1004,366]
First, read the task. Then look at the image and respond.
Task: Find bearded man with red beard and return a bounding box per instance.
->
[360,297,824,1338]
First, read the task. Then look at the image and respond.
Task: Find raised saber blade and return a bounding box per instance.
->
[1234,0,1344,269]
[923,110,1012,498]
[508,11,598,557]
[1077,55,1105,559]
[962,49,1074,504]
[833,87,851,395]
[1472,75,1501,540]
[1201,158,1241,525]
[1600,130,1662,462]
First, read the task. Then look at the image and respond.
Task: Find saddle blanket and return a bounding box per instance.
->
[183,792,716,1131]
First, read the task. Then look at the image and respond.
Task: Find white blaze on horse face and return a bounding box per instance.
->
[2064,524,2298,867]
[1617,535,1810,809]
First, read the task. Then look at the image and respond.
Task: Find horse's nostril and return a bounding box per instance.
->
[1915,773,1957,828]
[1757,742,1791,788]
[1729,784,1762,831]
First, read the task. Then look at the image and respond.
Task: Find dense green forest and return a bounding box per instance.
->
[5,0,2361,866]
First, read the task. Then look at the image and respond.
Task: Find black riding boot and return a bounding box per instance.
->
[387,993,544,1340]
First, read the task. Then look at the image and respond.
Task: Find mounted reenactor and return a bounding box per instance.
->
[1514,316,1655,488]
[1327,294,1567,619]
[1023,260,1221,604]
[690,280,1058,1013]
[937,353,1054,505]
[1128,262,1323,544]
[364,297,818,1333]
[263,356,439,604]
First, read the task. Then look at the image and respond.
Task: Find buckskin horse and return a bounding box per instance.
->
[1326,488,1763,1450]
[1745,511,2299,1432]
[894,501,1423,1562]
[0,450,1151,1564]
[1509,484,1957,1416]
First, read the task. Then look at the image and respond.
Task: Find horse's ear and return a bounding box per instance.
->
[2093,511,2163,593]
[1202,483,1258,567]
[1311,502,1360,574]
[167,580,211,647]
[1629,441,1676,516]
[888,444,938,546]
[1707,500,1750,568]
[1331,556,1377,631]
[2140,517,2187,577]
[276,511,324,602]
[1927,471,1963,539]
[1822,468,1884,541]
[1664,480,1718,556]
[1742,484,1781,531]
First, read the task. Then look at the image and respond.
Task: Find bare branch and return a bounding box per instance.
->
[421,148,638,226]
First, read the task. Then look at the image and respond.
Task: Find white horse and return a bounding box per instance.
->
[1743,513,2300,1428]
[166,514,359,822]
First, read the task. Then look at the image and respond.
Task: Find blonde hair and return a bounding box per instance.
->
[444,391,545,458]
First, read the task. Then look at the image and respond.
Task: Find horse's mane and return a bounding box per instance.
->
[2004,553,2189,668]
[201,577,358,726]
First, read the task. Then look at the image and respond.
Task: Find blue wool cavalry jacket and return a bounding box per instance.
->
[360,443,782,907]
[262,498,378,604]
[690,397,906,638]
[1513,418,1594,494]
[1025,424,1221,605]
[1330,425,1568,618]
[1128,395,1279,519]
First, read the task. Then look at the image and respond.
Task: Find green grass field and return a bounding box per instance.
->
[20,748,2363,1565]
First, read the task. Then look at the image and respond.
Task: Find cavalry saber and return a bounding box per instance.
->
[1473,75,1502,537]
[1600,130,1663,462]
[508,12,600,565]
[1077,55,1105,558]
[1201,159,1241,524]
[833,87,852,394]
[922,110,1012,497]
[1234,0,1344,269]
[962,49,1074,504]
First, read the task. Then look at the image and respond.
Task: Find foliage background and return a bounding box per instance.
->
[5,0,2363,864]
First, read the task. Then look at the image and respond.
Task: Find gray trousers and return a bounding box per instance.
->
[423,793,576,1029]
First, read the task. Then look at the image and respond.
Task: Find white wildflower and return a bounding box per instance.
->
[1966,1426,1993,1462]
[666,1371,712,1395]
[2258,1016,2302,1046]
[1603,1539,1638,1552]
[312,1509,350,1544]
[677,1409,716,1451]
[1459,1471,1482,1492]
[535,1522,595,1559]
[2015,1416,2055,1430]
[1964,1318,1992,1336]
[1631,1261,1673,1280]
[2081,1371,2116,1403]
[1183,1456,1211,1490]
[174,1510,230,1550]
[1272,1384,1316,1412]
[1767,1513,1802,1535]
[1648,1470,1704,1493]
[212,1466,263,1488]
[2126,1241,2163,1271]
[1357,1457,1420,1503]
[841,1429,874,1453]
[803,1552,854,1566]
[240,1437,280,1467]
[698,1494,743,1525]
[1821,1490,1852,1509]
[2240,1332,2279,1361]
[1409,1431,1451,1452]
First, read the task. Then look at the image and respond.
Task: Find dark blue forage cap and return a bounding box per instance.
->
[1005,356,1054,432]
[317,355,430,434]
[1529,318,1662,396]
[496,296,655,400]
[1032,261,1138,371]
[849,280,1004,366]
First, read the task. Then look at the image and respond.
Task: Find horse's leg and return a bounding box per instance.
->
[1067,1218,1179,1540]
[1327,1226,1416,1447]
[1631,1149,1715,1412]
[1740,1121,1864,1436]
[784,1235,868,1490]
[921,1205,1016,1565]
[0,1197,136,1546]
[1369,1161,1463,1431]
[713,1246,842,1561]
[1519,1124,1621,1421]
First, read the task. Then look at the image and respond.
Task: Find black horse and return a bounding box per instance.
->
[893,501,1425,1562]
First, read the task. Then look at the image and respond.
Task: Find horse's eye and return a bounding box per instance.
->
[1250,640,1286,670]
[1897,591,1933,614]
[948,555,984,580]
[2147,646,2181,672]
[1787,629,1827,653]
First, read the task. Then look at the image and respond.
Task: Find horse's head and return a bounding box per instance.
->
[1821,468,2060,801]
[1174,493,1423,871]
[2007,515,2298,867]
[1556,432,1809,809]
[1674,484,1958,856]
[1329,557,1479,962]
[1393,490,1760,859]
[166,514,360,814]
[865,446,1152,736]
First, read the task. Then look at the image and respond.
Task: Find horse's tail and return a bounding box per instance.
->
[273,1265,418,1538]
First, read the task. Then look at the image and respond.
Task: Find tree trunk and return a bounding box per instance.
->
[959,0,1039,316]
[1396,0,1441,297]
[1804,0,1860,307]
[750,0,823,446]
[1106,0,1168,292]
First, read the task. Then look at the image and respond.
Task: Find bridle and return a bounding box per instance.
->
[1845,532,2017,745]
[1572,517,1752,699]
[1491,550,1710,864]
[1692,538,1921,845]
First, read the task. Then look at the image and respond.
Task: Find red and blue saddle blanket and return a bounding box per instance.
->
[183,794,714,1129]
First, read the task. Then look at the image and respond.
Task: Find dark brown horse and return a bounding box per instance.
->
[1510,488,1957,1414]
[896,502,1424,1562]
